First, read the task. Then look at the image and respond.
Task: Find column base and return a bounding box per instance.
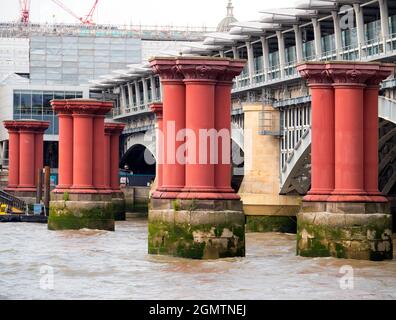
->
[49,192,116,231]
[305,194,389,203]
[149,198,245,260]
[297,201,393,261]
[5,187,36,193]
[152,190,240,200]
[303,194,332,202]
[327,194,388,203]
[158,186,184,192]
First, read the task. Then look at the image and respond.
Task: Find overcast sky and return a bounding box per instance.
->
[1,0,295,27]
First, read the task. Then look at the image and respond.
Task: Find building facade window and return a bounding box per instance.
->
[13,90,83,135]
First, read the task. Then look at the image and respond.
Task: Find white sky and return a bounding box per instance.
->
[1,0,295,27]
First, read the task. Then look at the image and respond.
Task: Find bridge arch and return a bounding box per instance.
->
[120,130,156,176]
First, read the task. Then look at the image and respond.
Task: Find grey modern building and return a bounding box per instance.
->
[0,22,210,169]
[88,0,396,198]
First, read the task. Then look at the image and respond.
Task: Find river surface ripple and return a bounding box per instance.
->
[0,218,395,300]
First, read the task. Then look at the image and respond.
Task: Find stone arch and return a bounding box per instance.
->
[121,143,156,175]
[120,129,156,175]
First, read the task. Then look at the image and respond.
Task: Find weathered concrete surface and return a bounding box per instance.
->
[112,197,126,221]
[297,202,393,261]
[48,200,115,231]
[246,215,296,233]
[121,186,149,214]
[149,199,245,259]
[238,103,301,232]
[134,187,150,213]
[122,187,134,213]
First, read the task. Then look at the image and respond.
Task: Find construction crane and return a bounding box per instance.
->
[18,0,99,25]
[50,0,99,25]
[19,0,30,23]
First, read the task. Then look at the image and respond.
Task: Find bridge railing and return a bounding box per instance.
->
[0,190,26,213]
[280,103,312,171]
[233,32,396,93]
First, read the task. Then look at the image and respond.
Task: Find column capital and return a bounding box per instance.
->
[217,60,246,82]
[297,63,332,85]
[176,57,246,82]
[3,120,50,133]
[51,100,73,115]
[104,122,125,135]
[177,63,226,82]
[366,64,394,86]
[299,62,395,86]
[52,99,113,116]
[3,121,20,133]
[325,62,379,85]
[149,57,183,81]
[150,102,163,119]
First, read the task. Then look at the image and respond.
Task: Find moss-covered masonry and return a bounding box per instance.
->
[148,209,246,260]
[112,198,126,221]
[48,201,116,231]
[246,215,297,233]
[297,211,393,261]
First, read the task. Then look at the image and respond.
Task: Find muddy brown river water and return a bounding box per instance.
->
[0,218,395,300]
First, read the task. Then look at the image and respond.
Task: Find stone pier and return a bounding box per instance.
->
[297,62,394,261]
[3,120,49,203]
[49,99,125,231]
[148,56,246,259]
[238,103,301,233]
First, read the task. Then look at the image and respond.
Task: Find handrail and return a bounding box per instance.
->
[0,190,27,212]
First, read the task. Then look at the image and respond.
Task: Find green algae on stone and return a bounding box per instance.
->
[246,215,297,233]
[296,212,393,261]
[48,202,116,231]
[148,212,246,260]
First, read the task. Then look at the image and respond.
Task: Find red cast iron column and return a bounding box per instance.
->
[52,101,74,190]
[363,64,394,202]
[3,122,20,189]
[298,63,335,201]
[105,123,125,193]
[150,58,186,197]
[215,61,246,197]
[92,103,113,192]
[151,103,164,191]
[327,63,377,202]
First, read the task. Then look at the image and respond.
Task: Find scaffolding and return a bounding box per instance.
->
[0,22,215,41]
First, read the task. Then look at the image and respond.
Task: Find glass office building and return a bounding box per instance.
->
[13,90,83,135]
[29,36,142,86]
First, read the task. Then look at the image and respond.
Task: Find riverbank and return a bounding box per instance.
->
[0,218,395,300]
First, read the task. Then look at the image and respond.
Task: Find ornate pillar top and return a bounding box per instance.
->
[149,56,246,82]
[297,61,395,86]
[149,57,183,81]
[104,122,125,135]
[51,99,113,116]
[3,120,50,133]
[297,62,332,85]
[325,62,380,85]
[150,102,163,119]
[366,64,395,86]
[176,57,246,82]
